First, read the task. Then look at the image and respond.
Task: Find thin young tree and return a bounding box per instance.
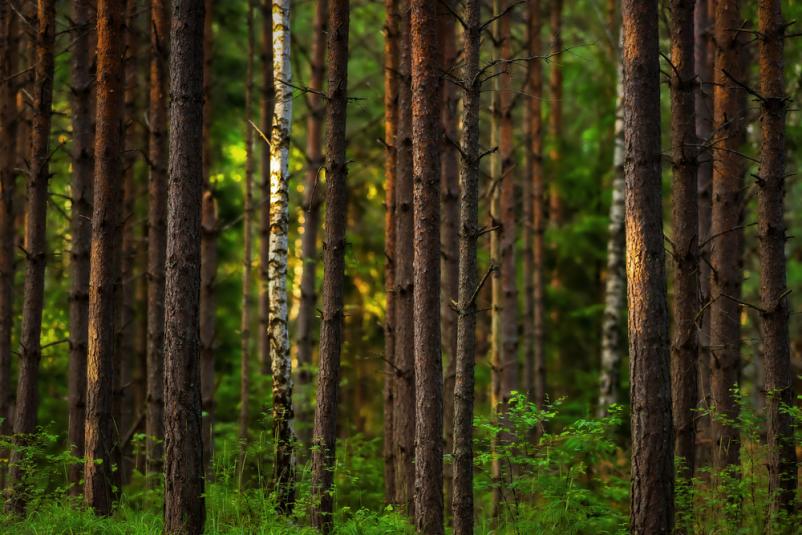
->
[67,0,96,495]
[311,1,350,529]
[710,0,746,471]
[411,1,444,532]
[84,0,126,515]
[270,0,295,513]
[163,0,206,531]
[146,0,169,477]
[670,0,699,480]
[452,0,480,532]
[6,0,55,514]
[393,0,415,514]
[548,0,563,229]
[382,0,398,505]
[757,0,796,515]
[622,0,674,532]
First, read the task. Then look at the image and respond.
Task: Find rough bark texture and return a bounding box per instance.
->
[147,0,169,477]
[311,2,349,529]
[694,0,714,470]
[670,0,699,481]
[296,0,327,420]
[710,0,746,471]
[84,0,126,515]
[757,0,796,516]
[411,1,444,532]
[270,0,295,514]
[527,0,546,408]
[68,0,96,495]
[452,1,479,532]
[622,0,674,532]
[163,0,206,531]
[393,0,415,515]
[200,0,217,475]
[6,0,55,514]
[382,0,398,505]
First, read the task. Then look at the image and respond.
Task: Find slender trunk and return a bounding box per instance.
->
[710,0,746,471]
[411,2,444,532]
[200,0,216,476]
[6,0,55,515]
[757,0,796,516]
[452,1,480,532]
[670,0,699,481]
[163,0,206,531]
[146,0,169,477]
[694,0,714,471]
[84,0,127,515]
[311,2,349,529]
[548,0,563,229]
[393,0,415,515]
[239,0,255,456]
[382,0,398,505]
[622,0,674,532]
[68,0,96,495]
[296,0,327,438]
[0,0,20,494]
[527,0,545,408]
[270,0,295,514]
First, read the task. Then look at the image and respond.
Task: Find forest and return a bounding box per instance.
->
[0,0,801,533]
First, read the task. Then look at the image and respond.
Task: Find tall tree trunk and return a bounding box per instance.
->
[85,0,126,515]
[527,0,546,408]
[68,0,96,495]
[452,1,480,532]
[0,0,20,494]
[269,0,295,514]
[146,0,169,478]
[6,0,55,515]
[382,0,398,506]
[438,1,458,512]
[622,0,674,532]
[670,0,699,482]
[311,2,349,529]
[296,0,327,440]
[411,1,444,532]
[710,0,746,471]
[548,0,563,229]
[163,0,206,531]
[393,0,415,515]
[693,0,714,471]
[757,0,796,516]
[239,0,255,457]
[200,0,216,476]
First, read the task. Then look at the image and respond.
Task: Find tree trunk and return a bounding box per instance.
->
[296,0,327,440]
[146,0,169,477]
[311,2,349,529]
[452,1,480,532]
[84,0,126,515]
[6,0,55,514]
[670,0,699,482]
[710,0,746,471]
[757,0,796,516]
[694,0,714,471]
[382,0,398,506]
[411,2,444,532]
[67,0,96,495]
[548,0,563,229]
[163,0,206,531]
[622,0,674,532]
[269,0,295,514]
[393,0,415,515]
[200,0,216,476]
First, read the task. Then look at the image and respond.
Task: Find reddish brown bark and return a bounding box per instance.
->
[757,0,796,516]
[311,2,349,529]
[163,0,206,531]
[622,0,674,532]
[548,0,563,227]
